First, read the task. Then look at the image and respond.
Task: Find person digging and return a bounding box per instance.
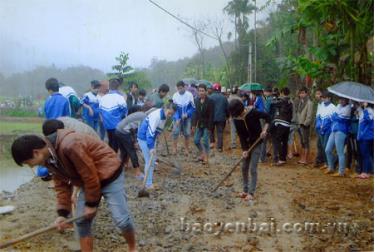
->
[228,99,270,201]
[11,131,137,252]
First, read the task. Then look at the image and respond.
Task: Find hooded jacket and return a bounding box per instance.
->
[99,90,128,130]
[172,90,195,121]
[317,102,336,136]
[44,129,121,217]
[137,108,166,149]
[331,104,351,134]
[357,107,374,141]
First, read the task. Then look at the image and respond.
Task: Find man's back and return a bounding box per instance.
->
[99,91,127,130]
[58,116,99,138]
[210,92,228,122]
[44,93,70,119]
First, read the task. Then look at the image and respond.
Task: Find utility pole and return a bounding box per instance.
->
[254,0,257,83]
[248,41,252,83]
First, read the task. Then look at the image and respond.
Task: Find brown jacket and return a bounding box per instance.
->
[44,129,121,216]
[296,97,313,126]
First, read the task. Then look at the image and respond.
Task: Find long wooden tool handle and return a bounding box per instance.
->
[141,153,154,189]
[0,215,84,249]
[211,137,262,193]
[163,133,170,155]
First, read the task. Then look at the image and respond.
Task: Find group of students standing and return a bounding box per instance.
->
[234,85,374,179]
[10,77,373,251]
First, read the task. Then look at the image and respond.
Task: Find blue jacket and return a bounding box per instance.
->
[254,95,265,112]
[81,91,99,122]
[44,93,71,119]
[331,104,351,134]
[264,96,273,114]
[318,102,336,136]
[99,90,128,130]
[357,107,374,141]
[172,91,195,121]
[315,102,322,131]
[209,92,229,122]
[137,108,166,149]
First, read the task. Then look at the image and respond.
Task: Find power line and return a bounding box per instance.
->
[147,0,218,41]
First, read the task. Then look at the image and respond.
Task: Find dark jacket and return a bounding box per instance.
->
[233,108,271,150]
[44,129,121,217]
[192,97,214,129]
[126,92,138,114]
[209,92,229,122]
[271,96,293,125]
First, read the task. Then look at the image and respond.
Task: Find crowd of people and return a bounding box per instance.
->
[9,77,373,251]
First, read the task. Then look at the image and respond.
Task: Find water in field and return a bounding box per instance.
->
[0,160,34,192]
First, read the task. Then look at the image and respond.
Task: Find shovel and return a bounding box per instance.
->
[138,152,155,198]
[211,137,262,193]
[163,133,170,156]
[0,215,85,249]
[158,157,182,176]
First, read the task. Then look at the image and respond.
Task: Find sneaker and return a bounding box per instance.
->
[324,170,334,174]
[275,161,286,166]
[319,165,328,170]
[331,172,345,177]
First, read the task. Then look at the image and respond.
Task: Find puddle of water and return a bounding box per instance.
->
[0,160,34,192]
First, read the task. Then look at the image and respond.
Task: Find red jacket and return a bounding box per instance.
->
[44,129,121,217]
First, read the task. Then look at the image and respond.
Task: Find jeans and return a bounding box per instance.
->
[230,118,237,148]
[259,137,268,162]
[358,140,374,174]
[116,130,139,168]
[315,130,325,164]
[138,138,156,187]
[172,118,192,139]
[242,144,261,195]
[194,127,210,154]
[325,131,347,174]
[210,121,226,150]
[99,120,106,140]
[107,129,119,152]
[318,133,330,164]
[75,171,134,237]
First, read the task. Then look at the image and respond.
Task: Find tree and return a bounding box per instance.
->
[224,0,257,85]
[111,52,134,77]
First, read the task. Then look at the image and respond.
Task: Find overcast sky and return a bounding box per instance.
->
[0,0,272,76]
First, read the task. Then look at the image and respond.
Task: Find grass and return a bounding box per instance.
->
[0,121,42,135]
[0,109,38,117]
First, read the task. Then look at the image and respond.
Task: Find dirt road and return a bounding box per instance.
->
[0,136,373,251]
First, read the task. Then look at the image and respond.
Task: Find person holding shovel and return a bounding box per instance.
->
[228,99,270,201]
[115,107,157,180]
[137,104,177,190]
[11,131,137,251]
